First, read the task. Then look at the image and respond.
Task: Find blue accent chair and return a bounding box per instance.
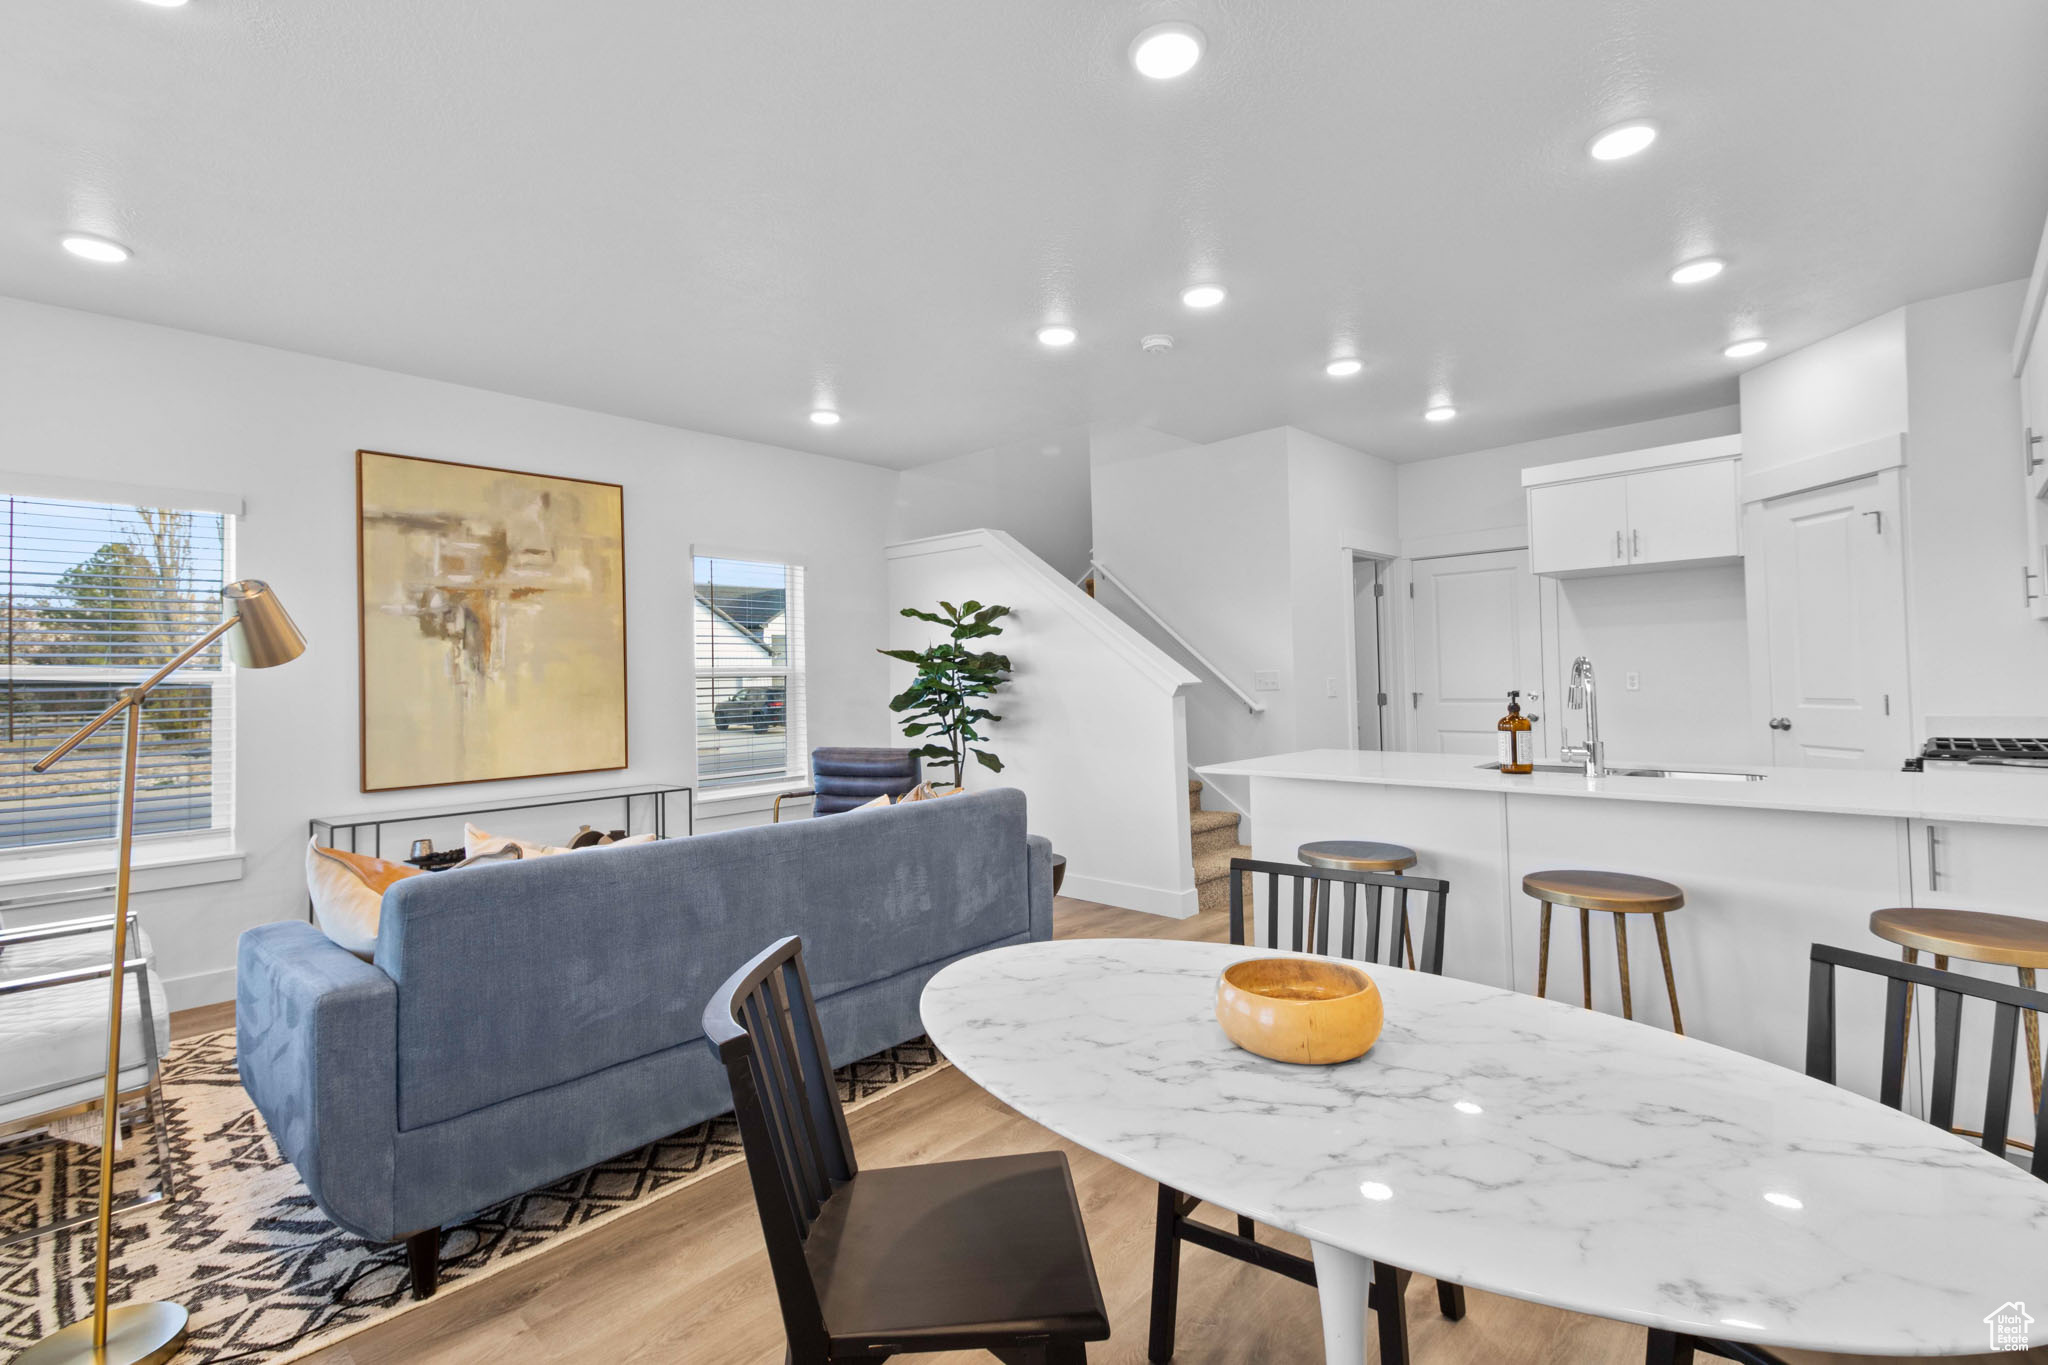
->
[772,747,924,821]
[237,788,1051,1297]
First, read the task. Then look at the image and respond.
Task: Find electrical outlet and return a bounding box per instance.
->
[1253,670,1281,692]
[1326,676,1339,697]
[1626,671,1641,691]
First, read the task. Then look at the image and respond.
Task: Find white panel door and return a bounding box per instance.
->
[1527,479,1628,575]
[1624,461,1740,566]
[1352,558,1384,749]
[1410,550,1543,756]
[1758,475,1911,767]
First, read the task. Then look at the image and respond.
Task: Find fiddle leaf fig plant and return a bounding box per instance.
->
[879,599,1012,789]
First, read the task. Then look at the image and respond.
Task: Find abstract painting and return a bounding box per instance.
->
[356,450,627,791]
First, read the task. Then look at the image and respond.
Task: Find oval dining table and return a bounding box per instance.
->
[920,938,2048,1363]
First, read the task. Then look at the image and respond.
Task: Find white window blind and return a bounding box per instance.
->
[0,497,233,851]
[693,555,805,786]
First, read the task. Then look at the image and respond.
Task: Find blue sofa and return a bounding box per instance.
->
[237,788,1052,1296]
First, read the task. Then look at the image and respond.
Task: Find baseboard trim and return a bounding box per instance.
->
[165,964,238,1013]
[1061,871,1198,919]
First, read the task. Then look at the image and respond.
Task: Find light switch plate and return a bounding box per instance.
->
[1626,671,1641,691]
[1326,676,1339,697]
[1254,670,1281,692]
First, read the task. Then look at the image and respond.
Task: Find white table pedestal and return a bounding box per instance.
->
[1310,1241,1372,1365]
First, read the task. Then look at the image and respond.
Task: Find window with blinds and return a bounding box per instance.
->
[1,497,233,851]
[693,555,805,787]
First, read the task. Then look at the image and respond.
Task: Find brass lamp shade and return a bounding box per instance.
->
[221,579,306,669]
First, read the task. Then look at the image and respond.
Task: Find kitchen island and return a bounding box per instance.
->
[1197,750,2048,1116]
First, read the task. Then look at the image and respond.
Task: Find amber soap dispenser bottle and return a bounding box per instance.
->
[1497,690,1533,774]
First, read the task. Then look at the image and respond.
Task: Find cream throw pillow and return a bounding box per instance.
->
[305,839,421,959]
[898,782,963,803]
[464,822,657,859]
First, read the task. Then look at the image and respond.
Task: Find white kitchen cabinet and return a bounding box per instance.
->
[1908,817,2048,912]
[1522,435,1742,577]
[1527,477,1628,574]
[1624,460,1741,567]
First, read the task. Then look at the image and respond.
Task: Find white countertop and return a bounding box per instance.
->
[1199,748,2048,827]
[922,939,2048,1356]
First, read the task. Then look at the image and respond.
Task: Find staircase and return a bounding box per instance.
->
[1189,780,1251,915]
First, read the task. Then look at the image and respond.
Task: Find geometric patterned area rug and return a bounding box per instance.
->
[0,1029,946,1363]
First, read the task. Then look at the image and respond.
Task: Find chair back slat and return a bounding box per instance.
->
[1878,977,1909,1108]
[1927,987,1965,1132]
[1984,1003,2021,1159]
[1806,942,2048,1180]
[1228,858,1451,977]
[704,936,857,1359]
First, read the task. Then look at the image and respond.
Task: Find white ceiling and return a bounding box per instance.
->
[6,2,2047,469]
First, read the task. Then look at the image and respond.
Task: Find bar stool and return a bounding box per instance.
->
[1299,840,1418,968]
[1870,907,2048,1114]
[1523,869,1686,1034]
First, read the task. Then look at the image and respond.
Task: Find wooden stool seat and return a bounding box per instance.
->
[1870,906,2048,1119]
[1298,840,1418,872]
[1299,842,1420,969]
[1869,907,2048,967]
[1522,869,1684,915]
[1524,868,1686,1034]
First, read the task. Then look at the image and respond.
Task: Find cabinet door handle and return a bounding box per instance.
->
[1632,529,1642,558]
[1927,824,1941,891]
[1768,716,1793,731]
[1614,530,1624,562]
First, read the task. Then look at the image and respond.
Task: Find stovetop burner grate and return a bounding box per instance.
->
[1922,736,2048,759]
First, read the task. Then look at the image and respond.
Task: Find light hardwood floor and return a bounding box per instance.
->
[174,901,2039,1365]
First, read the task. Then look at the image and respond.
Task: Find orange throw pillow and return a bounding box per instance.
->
[306,839,421,959]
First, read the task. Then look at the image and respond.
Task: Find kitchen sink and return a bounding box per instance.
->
[1478,762,1766,782]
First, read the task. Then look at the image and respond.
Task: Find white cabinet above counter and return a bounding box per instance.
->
[1523,434,1742,577]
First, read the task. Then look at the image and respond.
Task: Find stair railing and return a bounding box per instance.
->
[1086,560,1266,715]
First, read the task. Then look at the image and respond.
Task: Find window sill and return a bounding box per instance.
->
[694,777,807,817]
[0,836,245,899]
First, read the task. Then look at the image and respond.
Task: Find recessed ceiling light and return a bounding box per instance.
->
[809,409,841,426]
[1425,404,1458,422]
[1130,23,1204,79]
[1588,120,1658,161]
[1036,324,1078,347]
[1723,338,1768,359]
[1180,284,1226,309]
[60,234,132,264]
[1670,257,1725,285]
[1325,358,1363,378]
[133,0,190,7]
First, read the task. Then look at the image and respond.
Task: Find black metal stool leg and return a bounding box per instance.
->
[1148,1183,1181,1362]
[1646,1329,1696,1364]
[1371,1261,1411,1365]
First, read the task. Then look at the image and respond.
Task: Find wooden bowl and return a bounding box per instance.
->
[1215,957,1383,1065]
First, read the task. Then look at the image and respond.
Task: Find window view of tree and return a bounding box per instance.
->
[1,498,230,848]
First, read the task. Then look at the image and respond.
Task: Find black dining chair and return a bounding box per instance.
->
[1645,943,2048,1365]
[773,747,924,821]
[704,936,1110,1364]
[1148,857,1459,1365]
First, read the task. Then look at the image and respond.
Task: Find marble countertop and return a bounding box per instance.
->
[1198,748,2048,827]
[922,938,2048,1356]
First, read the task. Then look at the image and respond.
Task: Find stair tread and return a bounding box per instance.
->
[1190,808,1238,835]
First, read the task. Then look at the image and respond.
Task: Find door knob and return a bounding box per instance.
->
[1768,717,1792,731]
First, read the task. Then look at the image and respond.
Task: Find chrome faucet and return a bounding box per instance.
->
[1561,656,1606,777]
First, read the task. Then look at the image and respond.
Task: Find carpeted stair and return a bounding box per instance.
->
[1190,779,1251,914]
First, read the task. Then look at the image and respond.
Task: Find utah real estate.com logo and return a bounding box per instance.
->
[1985,1301,2034,1351]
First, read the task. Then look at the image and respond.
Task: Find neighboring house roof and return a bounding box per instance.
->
[693,594,773,664]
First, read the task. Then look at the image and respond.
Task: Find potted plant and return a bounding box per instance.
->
[879,600,1011,789]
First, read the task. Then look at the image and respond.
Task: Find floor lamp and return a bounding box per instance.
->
[19,579,305,1365]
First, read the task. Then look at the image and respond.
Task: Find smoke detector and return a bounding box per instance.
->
[1139,333,1175,354]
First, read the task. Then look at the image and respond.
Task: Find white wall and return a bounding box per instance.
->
[1286,427,1399,750]
[1091,427,1298,761]
[889,426,1092,581]
[885,529,1199,916]
[1738,310,1909,476]
[0,296,899,1007]
[1903,281,2046,726]
[1549,566,1754,766]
